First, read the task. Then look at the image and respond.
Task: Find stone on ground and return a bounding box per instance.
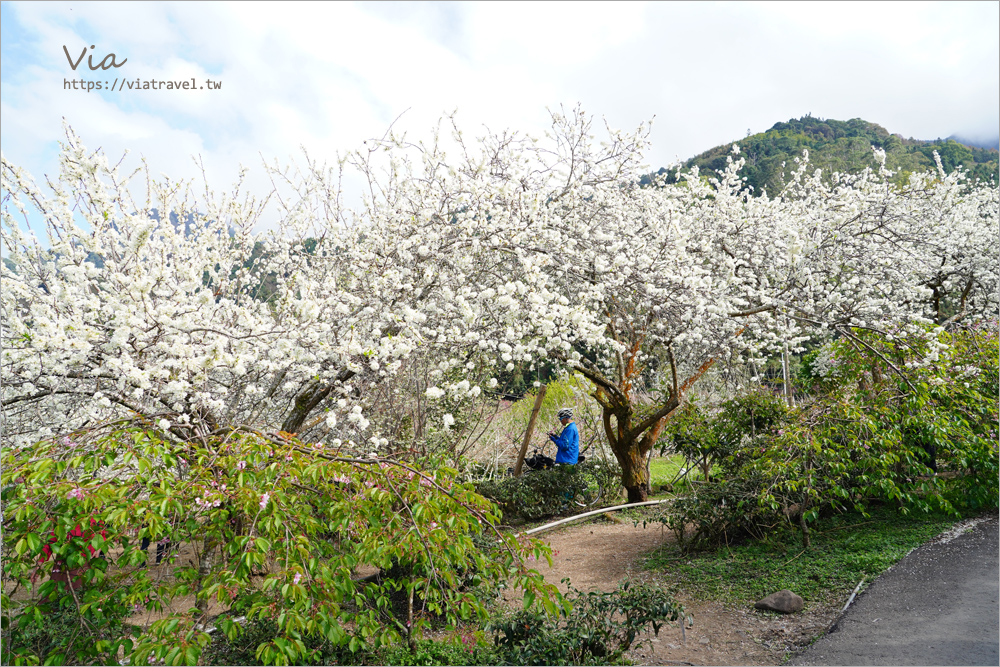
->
[755,589,804,613]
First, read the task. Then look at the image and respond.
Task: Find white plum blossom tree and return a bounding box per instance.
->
[3,111,996,507]
[0,111,637,449]
[535,144,998,500]
[1,129,399,449]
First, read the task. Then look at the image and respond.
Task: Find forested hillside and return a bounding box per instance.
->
[645,116,999,193]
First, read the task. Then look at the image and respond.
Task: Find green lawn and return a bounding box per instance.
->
[648,455,688,487]
[643,506,960,606]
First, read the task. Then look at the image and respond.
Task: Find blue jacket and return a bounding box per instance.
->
[549,421,579,464]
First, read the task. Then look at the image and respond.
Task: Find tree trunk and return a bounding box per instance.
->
[799,510,811,549]
[626,481,648,503]
[613,436,651,503]
[644,448,654,495]
[596,395,679,505]
[572,342,683,506]
[195,535,220,621]
[406,584,415,651]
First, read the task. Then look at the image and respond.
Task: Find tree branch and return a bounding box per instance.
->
[836,326,916,393]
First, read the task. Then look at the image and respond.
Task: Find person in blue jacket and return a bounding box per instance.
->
[548,408,579,464]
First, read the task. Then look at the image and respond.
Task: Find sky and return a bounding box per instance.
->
[1,0,998,223]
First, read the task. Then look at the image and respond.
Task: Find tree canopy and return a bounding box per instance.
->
[3,109,996,500]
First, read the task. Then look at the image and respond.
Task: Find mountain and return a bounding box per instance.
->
[947,134,1000,151]
[645,116,999,194]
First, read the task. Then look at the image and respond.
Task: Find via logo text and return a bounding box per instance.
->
[63,45,127,71]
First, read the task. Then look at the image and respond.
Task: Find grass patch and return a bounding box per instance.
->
[649,455,687,487]
[644,506,959,606]
[649,455,721,493]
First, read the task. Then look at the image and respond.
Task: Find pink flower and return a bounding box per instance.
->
[259,493,270,510]
[236,460,247,470]
[67,487,86,500]
[293,573,302,584]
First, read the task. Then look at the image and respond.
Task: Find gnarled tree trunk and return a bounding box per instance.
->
[613,437,654,503]
[571,343,682,504]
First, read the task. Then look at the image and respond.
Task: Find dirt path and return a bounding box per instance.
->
[527,516,840,666]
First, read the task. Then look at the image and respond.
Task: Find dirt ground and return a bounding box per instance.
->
[525,516,842,666]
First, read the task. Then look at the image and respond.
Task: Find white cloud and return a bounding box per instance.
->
[1,0,996,229]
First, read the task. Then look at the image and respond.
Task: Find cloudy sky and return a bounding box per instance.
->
[1,1,998,208]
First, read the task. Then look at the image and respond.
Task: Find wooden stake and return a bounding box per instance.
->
[513,386,547,476]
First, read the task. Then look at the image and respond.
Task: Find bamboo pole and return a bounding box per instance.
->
[513,386,547,477]
[782,341,793,407]
[842,579,865,613]
[524,499,670,536]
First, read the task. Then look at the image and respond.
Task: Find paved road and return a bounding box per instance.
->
[789,514,999,666]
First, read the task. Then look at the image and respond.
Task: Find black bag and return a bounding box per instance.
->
[524,452,555,470]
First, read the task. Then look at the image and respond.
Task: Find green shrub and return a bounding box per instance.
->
[1,427,555,666]
[214,582,685,667]
[475,459,619,523]
[2,592,138,666]
[657,325,999,551]
[377,637,500,666]
[203,616,359,666]
[491,581,685,665]
[658,399,720,480]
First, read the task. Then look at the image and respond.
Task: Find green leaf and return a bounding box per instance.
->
[44,651,67,666]
[542,597,557,616]
[25,532,42,552]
